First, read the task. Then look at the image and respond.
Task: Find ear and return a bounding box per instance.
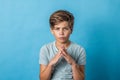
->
[50,28,54,34]
[70,28,73,34]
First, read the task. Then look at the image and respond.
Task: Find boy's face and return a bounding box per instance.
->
[51,21,72,44]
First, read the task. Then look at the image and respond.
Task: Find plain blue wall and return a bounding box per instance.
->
[0,0,120,80]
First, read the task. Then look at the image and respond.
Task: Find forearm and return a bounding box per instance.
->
[40,64,54,80]
[72,63,84,80]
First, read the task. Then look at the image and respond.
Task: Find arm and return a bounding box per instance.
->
[61,47,85,80]
[40,64,53,80]
[40,51,62,80]
[72,64,85,80]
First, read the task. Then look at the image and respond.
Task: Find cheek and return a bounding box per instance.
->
[66,32,71,36]
[53,32,59,37]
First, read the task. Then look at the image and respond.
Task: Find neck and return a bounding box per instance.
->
[55,40,71,50]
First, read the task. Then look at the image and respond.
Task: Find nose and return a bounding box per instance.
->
[59,29,64,35]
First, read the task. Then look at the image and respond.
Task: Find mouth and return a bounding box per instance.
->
[59,37,66,40]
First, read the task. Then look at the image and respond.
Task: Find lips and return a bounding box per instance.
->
[59,37,65,40]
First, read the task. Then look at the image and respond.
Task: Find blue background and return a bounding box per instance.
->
[0,0,120,80]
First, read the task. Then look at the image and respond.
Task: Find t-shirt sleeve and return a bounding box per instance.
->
[77,47,86,65]
[39,45,49,65]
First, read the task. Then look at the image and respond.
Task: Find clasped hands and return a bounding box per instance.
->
[49,46,76,67]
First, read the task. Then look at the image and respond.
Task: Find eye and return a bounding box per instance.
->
[54,27,59,30]
[63,27,69,30]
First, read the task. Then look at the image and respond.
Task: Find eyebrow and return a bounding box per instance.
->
[54,26,69,28]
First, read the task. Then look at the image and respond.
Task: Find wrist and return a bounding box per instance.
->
[71,60,76,66]
[48,63,55,71]
[71,62,78,68]
[48,62,54,67]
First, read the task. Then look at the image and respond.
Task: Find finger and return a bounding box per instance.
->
[61,53,67,60]
[62,46,67,51]
[60,45,64,48]
[60,45,66,51]
[59,52,63,58]
[61,49,68,55]
[56,51,62,58]
[61,53,70,63]
[63,49,67,54]
[61,51,68,58]
[61,46,67,53]
[59,47,64,51]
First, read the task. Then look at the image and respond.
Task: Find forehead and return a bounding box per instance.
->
[54,21,69,28]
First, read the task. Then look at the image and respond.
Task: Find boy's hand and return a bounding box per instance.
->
[60,46,76,65]
[49,51,62,67]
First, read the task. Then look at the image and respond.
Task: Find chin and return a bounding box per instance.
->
[59,40,68,44]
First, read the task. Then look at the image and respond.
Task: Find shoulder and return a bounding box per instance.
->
[40,41,55,51]
[70,42,85,51]
[69,42,86,57]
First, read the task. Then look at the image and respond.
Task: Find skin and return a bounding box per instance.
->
[40,21,85,80]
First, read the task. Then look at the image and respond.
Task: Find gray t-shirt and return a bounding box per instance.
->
[39,41,86,80]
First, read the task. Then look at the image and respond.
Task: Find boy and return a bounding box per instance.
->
[39,10,86,80]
